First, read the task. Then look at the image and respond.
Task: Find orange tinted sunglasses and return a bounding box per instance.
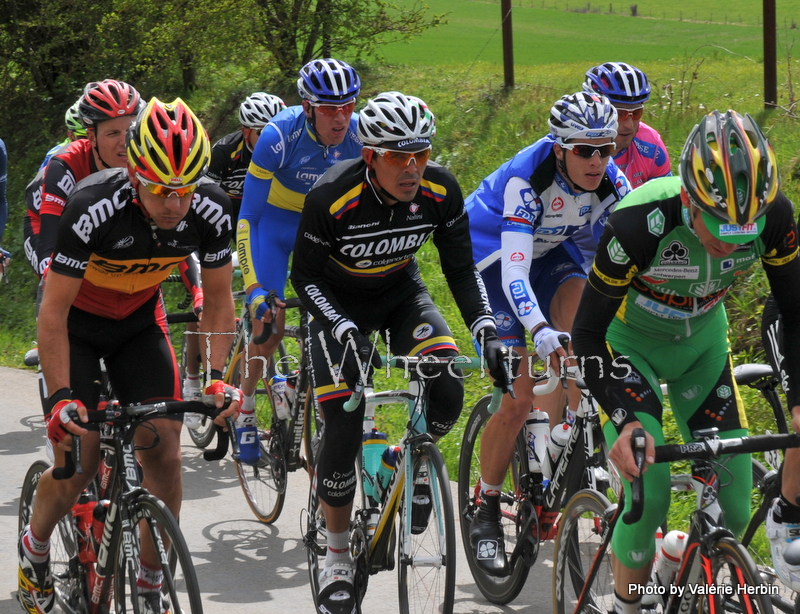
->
[309,100,356,116]
[616,106,644,121]
[367,146,432,168]
[139,177,198,198]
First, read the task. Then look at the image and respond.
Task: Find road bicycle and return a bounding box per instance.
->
[457,365,611,604]
[18,397,232,614]
[552,427,800,614]
[223,294,317,523]
[304,355,502,614]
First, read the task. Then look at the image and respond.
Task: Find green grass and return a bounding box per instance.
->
[378,0,799,67]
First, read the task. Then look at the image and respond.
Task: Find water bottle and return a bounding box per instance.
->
[285,370,299,405]
[236,408,260,465]
[375,445,401,503]
[547,422,572,475]
[362,429,388,502]
[92,499,109,546]
[269,373,291,420]
[72,492,97,564]
[655,530,688,587]
[524,409,550,479]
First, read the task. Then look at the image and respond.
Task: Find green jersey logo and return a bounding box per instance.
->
[647,209,665,236]
[607,238,630,265]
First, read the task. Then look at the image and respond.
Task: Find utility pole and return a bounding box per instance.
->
[501,0,514,88]
[763,0,777,108]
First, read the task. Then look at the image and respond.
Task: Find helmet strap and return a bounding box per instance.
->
[556,149,595,194]
[88,126,114,171]
[366,162,409,206]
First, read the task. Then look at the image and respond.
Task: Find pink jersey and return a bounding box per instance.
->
[612,121,671,189]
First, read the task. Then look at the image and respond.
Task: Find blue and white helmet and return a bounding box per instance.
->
[297,58,360,104]
[583,62,651,104]
[549,92,618,144]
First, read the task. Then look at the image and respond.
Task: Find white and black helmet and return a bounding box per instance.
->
[358,92,436,149]
[239,92,286,129]
[549,92,618,144]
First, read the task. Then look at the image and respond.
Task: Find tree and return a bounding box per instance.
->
[255,0,446,78]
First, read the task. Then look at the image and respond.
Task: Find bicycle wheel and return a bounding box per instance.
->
[113,493,202,614]
[457,395,530,604]
[553,488,616,614]
[398,440,455,614]
[230,353,287,523]
[180,331,216,449]
[19,460,88,613]
[705,536,774,614]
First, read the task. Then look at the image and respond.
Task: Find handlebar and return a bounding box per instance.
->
[342,355,507,414]
[252,295,304,345]
[623,430,800,525]
[53,396,234,481]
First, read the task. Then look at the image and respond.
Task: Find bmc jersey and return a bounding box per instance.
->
[50,168,233,320]
[578,176,800,406]
[291,158,494,343]
[207,130,251,218]
[612,121,671,189]
[240,105,362,215]
[38,139,99,272]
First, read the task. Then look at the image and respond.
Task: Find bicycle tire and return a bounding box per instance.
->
[552,488,615,614]
[457,395,530,604]
[230,354,287,523]
[398,440,456,614]
[303,387,323,477]
[179,329,216,449]
[19,460,89,614]
[705,536,774,614]
[113,492,202,614]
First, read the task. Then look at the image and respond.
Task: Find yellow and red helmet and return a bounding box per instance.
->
[680,110,779,241]
[126,97,210,187]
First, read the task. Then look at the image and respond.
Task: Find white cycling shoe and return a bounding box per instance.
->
[766,498,800,592]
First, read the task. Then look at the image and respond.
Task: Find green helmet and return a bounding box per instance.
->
[65,99,87,139]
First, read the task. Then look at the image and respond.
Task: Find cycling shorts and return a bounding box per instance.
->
[310,288,464,507]
[481,244,585,348]
[61,292,182,427]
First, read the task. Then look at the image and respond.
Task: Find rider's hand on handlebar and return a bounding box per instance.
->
[248,287,269,321]
[203,379,242,428]
[477,328,519,394]
[45,389,89,449]
[608,421,656,483]
[341,329,380,390]
[533,325,571,364]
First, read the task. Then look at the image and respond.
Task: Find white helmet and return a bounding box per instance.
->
[358,91,436,149]
[549,92,618,143]
[239,92,286,129]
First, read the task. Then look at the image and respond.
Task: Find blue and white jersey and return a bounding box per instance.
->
[466,135,631,333]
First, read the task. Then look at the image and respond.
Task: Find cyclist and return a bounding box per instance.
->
[465,91,630,576]
[571,110,800,614]
[207,91,286,221]
[18,97,241,614]
[237,58,362,440]
[38,99,88,171]
[0,137,7,270]
[761,286,800,590]
[36,79,144,278]
[291,91,511,614]
[583,62,671,189]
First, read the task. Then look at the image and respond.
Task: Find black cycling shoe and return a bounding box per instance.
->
[410,482,432,535]
[469,509,509,577]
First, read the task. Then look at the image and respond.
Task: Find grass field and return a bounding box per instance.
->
[378,0,800,66]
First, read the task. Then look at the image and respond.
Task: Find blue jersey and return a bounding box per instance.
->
[237,105,362,295]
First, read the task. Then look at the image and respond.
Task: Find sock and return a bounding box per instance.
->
[613,592,642,614]
[21,526,50,563]
[480,478,503,497]
[136,561,163,592]
[774,495,800,523]
[325,530,352,568]
[242,393,256,414]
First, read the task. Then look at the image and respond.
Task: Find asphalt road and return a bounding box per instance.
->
[0,365,548,613]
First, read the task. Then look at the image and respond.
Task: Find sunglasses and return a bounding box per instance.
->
[561,142,616,159]
[309,100,356,116]
[138,176,198,198]
[367,146,432,168]
[616,106,644,121]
